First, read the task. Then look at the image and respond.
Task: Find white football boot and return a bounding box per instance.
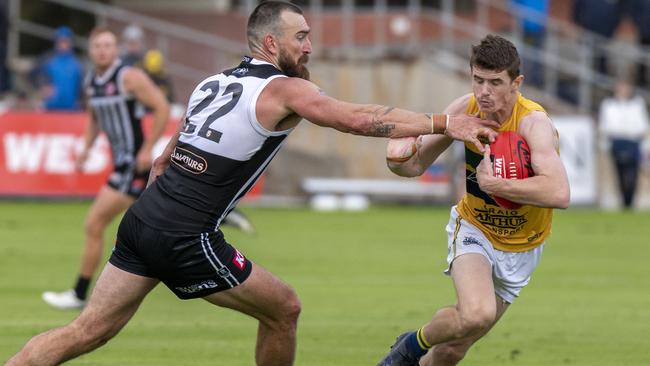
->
[42,289,86,310]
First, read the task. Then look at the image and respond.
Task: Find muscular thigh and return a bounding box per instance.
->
[75,263,158,332]
[203,263,296,320]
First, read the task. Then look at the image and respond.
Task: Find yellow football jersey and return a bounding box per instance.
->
[456,93,553,252]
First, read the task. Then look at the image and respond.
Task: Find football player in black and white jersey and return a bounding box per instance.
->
[7,2,498,365]
[41,27,171,310]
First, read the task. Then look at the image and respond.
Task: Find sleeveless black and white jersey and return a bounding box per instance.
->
[85,59,146,168]
[131,57,291,233]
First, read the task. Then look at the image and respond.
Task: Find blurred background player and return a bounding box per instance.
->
[142,48,174,103]
[41,26,170,310]
[378,35,569,366]
[120,24,145,68]
[599,78,650,210]
[30,26,83,111]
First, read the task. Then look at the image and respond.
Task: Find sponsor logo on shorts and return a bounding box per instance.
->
[527,230,544,243]
[131,177,145,191]
[171,147,207,174]
[233,249,246,270]
[108,171,121,184]
[175,279,218,294]
[462,236,482,247]
[217,266,231,278]
[474,206,527,236]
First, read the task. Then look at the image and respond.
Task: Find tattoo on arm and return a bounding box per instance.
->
[370,106,397,136]
[370,121,396,136]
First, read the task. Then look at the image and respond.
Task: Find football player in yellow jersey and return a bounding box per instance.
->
[377,35,570,366]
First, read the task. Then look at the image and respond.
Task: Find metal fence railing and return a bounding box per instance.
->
[9,0,650,114]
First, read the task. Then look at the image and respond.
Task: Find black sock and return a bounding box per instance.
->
[74,276,91,300]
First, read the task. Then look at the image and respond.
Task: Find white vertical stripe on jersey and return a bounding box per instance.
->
[117,100,135,158]
[96,104,120,163]
[107,102,126,165]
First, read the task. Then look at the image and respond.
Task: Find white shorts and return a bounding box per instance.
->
[444,206,543,304]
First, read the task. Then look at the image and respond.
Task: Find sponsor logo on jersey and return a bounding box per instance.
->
[462,236,482,247]
[175,279,218,294]
[233,67,249,76]
[474,206,527,236]
[171,147,208,174]
[105,82,116,96]
[233,249,246,270]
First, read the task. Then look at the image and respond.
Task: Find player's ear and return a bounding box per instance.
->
[512,74,524,90]
[264,34,279,56]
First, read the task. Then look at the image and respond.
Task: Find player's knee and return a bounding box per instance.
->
[457,307,495,338]
[84,217,105,237]
[433,343,468,365]
[268,287,301,331]
[279,287,302,324]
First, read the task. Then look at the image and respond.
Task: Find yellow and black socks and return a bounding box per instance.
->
[405,326,432,358]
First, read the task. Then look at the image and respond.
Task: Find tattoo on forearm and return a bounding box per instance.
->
[370,121,396,136]
[370,106,397,136]
[425,113,432,120]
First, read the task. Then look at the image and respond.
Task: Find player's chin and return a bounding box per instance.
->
[478,106,496,114]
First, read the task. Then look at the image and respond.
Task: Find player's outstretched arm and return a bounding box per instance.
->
[476,112,570,209]
[386,94,472,177]
[269,78,498,145]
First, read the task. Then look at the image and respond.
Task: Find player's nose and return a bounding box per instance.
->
[303,37,312,54]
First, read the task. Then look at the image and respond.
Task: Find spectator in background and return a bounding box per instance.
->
[572,0,623,76]
[510,0,548,88]
[121,24,145,67]
[599,79,650,209]
[626,0,650,88]
[32,26,84,110]
[0,0,9,95]
[143,49,174,103]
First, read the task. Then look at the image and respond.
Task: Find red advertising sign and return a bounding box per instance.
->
[0,111,177,197]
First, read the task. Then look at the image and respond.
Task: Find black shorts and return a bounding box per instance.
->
[109,209,253,299]
[107,163,149,198]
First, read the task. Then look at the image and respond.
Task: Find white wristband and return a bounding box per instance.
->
[444,114,449,134]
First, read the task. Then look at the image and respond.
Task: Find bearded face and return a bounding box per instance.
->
[278,48,310,80]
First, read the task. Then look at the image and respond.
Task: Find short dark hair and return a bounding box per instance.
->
[470,34,520,80]
[247,1,303,47]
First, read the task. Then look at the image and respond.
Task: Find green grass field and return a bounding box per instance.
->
[1,201,649,365]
